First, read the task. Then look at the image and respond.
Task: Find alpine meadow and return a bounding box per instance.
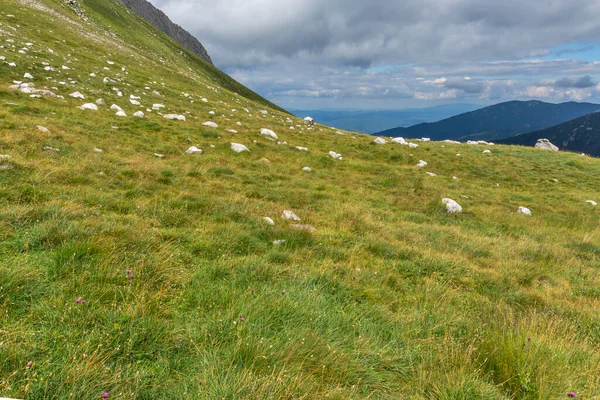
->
[1,1,600,399]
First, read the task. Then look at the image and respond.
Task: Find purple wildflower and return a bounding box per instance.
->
[567,392,576,398]
[102,392,109,398]
[281,290,286,295]
[239,317,245,322]
[75,298,81,303]
[81,300,87,304]
[26,361,33,368]
[126,270,131,274]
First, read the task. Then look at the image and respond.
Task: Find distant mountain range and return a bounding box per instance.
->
[290,104,480,134]
[500,112,600,156]
[376,100,600,141]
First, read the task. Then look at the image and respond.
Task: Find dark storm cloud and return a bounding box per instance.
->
[150,0,600,68]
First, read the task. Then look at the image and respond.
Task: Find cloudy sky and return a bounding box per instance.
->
[150,0,600,110]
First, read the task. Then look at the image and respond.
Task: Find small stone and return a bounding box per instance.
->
[230,142,249,153]
[518,206,532,216]
[37,125,50,134]
[585,200,597,206]
[186,146,203,155]
[78,103,98,111]
[263,217,275,225]
[416,160,427,168]
[115,111,127,117]
[302,167,312,172]
[442,198,462,213]
[133,111,144,118]
[70,91,85,99]
[282,210,301,221]
[203,121,218,128]
[373,137,387,144]
[260,128,278,140]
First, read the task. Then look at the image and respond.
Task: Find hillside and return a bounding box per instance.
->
[2,1,600,399]
[119,0,213,65]
[500,112,600,156]
[376,100,600,141]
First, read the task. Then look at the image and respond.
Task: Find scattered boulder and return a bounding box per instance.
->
[93,148,103,153]
[43,146,59,152]
[263,217,275,225]
[281,210,301,221]
[203,121,218,128]
[426,172,437,177]
[291,224,316,233]
[110,104,123,112]
[133,111,144,118]
[230,142,249,153]
[186,146,203,155]
[329,151,342,160]
[96,98,105,105]
[302,167,312,172]
[70,91,85,99]
[152,104,165,110]
[164,114,186,121]
[585,200,597,206]
[483,150,491,154]
[260,128,278,140]
[392,137,408,145]
[295,146,308,151]
[304,116,314,126]
[23,72,33,79]
[37,125,50,135]
[416,160,427,168]
[373,137,387,144]
[442,198,462,213]
[408,143,419,148]
[115,110,127,117]
[227,129,238,134]
[259,158,271,163]
[273,239,286,246]
[130,99,141,106]
[78,103,98,111]
[535,138,559,151]
[518,206,532,216]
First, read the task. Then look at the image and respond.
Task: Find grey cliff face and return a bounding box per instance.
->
[118,0,213,65]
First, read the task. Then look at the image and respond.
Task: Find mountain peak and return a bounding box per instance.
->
[118,0,213,65]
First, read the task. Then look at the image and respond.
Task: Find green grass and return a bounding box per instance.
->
[1,0,600,398]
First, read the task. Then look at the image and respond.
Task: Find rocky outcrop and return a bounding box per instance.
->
[119,0,213,65]
[535,139,559,151]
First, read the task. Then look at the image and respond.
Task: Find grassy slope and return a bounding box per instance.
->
[1,1,600,399]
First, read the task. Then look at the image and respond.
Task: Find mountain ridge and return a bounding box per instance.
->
[376,100,600,141]
[118,0,213,65]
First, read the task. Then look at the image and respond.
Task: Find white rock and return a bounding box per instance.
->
[273,240,286,246]
[130,95,141,100]
[426,172,437,177]
[94,148,103,153]
[535,138,559,151]
[78,103,98,111]
[518,207,532,216]
[43,146,59,152]
[585,200,597,206]
[201,98,208,102]
[203,121,218,128]
[291,224,316,233]
[456,154,461,157]
[0,154,11,160]
[186,146,203,155]
[373,137,387,144]
[23,73,33,79]
[90,73,96,77]
[110,104,123,112]
[442,198,462,213]
[453,176,459,180]
[130,99,141,106]
[70,91,85,99]
[115,111,127,117]
[295,146,308,151]
[260,110,269,115]
[133,111,144,118]
[392,137,408,145]
[302,167,312,172]
[96,98,105,105]
[281,210,301,221]
[164,114,186,121]
[259,158,271,163]
[152,104,165,110]
[227,129,238,134]
[408,143,419,148]
[483,150,491,154]
[154,153,164,158]
[264,217,275,225]
[8,62,16,67]
[230,142,249,153]
[260,128,278,140]
[329,151,342,160]
[304,116,314,126]
[37,125,50,134]
[416,160,428,168]
[209,111,215,115]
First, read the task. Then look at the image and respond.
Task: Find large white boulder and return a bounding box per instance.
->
[281,210,301,221]
[329,151,342,160]
[230,142,249,153]
[203,121,218,128]
[442,198,462,213]
[535,139,559,151]
[304,116,314,126]
[392,137,408,145]
[164,114,186,121]
[133,111,144,118]
[78,103,98,111]
[110,104,123,112]
[260,128,278,140]
[373,137,387,144]
[70,91,85,99]
[186,146,203,154]
[408,143,419,148]
[115,110,127,117]
[518,206,532,216]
